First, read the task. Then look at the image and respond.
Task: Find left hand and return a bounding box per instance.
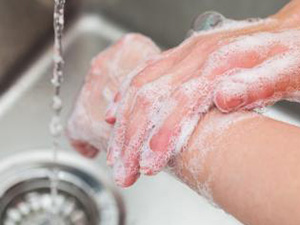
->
[105,0,300,187]
[67,34,160,158]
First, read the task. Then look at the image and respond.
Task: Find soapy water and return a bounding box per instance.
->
[50,0,66,219]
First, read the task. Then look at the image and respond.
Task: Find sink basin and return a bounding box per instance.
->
[0,13,245,225]
[0,0,299,225]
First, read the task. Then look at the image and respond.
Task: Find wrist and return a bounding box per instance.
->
[168,109,260,201]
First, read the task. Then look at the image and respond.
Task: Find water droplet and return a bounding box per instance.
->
[50,0,66,216]
[52,96,63,111]
[192,11,226,32]
[50,116,63,137]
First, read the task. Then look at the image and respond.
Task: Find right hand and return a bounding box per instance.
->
[213,0,300,112]
[105,0,300,187]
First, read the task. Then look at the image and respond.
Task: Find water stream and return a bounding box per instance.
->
[49,0,66,219]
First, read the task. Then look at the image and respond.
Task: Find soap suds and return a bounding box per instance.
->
[67,33,160,159]
[168,110,261,206]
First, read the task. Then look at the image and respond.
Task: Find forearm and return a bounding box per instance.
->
[171,110,300,225]
[272,0,300,27]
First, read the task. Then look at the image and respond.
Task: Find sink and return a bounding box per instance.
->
[0,12,243,225]
[0,0,299,224]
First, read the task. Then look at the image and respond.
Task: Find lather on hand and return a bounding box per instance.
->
[67,34,160,158]
[68,0,300,187]
[105,0,300,187]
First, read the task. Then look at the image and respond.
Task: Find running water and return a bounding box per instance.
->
[49,0,66,217]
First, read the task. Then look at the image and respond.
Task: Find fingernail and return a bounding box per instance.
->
[227,96,246,110]
[105,116,116,124]
[113,161,140,187]
[72,141,99,158]
[105,105,117,124]
[214,90,246,112]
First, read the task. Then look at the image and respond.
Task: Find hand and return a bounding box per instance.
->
[105,0,300,187]
[67,33,160,157]
[214,0,300,112]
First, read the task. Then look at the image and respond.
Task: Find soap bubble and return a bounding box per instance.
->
[187,11,226,37]
[192,11,226,32]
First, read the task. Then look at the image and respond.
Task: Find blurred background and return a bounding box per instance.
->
[0,0,294,225]
[0,0,287,93]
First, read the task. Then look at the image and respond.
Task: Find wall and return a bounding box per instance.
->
[97,0,288,46]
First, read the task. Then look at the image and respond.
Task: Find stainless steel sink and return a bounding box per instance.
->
[0,0,299,224]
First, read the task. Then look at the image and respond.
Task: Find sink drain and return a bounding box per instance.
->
[2,179,95,225]
[0,150,125,225]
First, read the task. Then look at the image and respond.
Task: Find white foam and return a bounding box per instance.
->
[203,29,300,78]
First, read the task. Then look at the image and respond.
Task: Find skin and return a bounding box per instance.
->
[172,109,300,225]
[215,0,300,112]
[104,0,300,187]
[66,2,300,222]
[69,61,300,224]
[67,33,160,157]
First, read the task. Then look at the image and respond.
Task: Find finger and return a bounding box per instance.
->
[214,50,300,112]
[111,115,145,188]
[109,28,287,180]
[104,50,181,123]
[113,160,140,187]
[67,33,159,158]
[107,35,214,180]
[110,76,173,185]
[138,32,287,174]
[109,89,153,186]
[115,96,150,184]
[140,77,213,175]
[104,62,147,124]
[70,140,100,158]
[105,101,118,124]
[106,91,132,166]
[105,33,216,124]
[123,33,233,175]
[103,33,161,124]
[107,80,148,167]
[113,162,140,188]
[116,36,220,177]
[201,31,289,79]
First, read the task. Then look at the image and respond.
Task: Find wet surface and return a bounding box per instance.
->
[0,1,299,224]
[0,15,245,225]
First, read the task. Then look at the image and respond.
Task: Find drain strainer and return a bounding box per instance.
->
[0,150,125,225]
[4,191,88,225]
